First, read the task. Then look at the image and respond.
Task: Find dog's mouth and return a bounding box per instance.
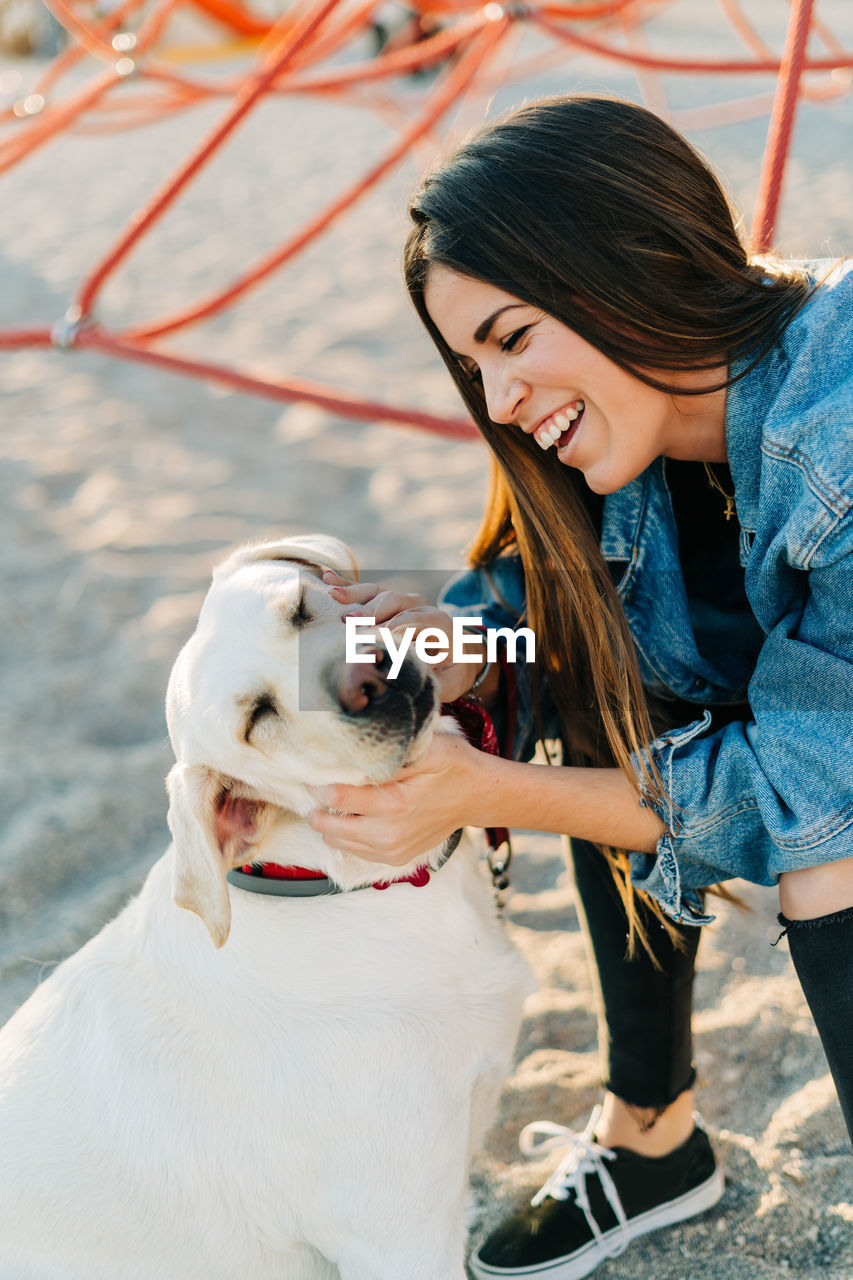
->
[213,786,270,864]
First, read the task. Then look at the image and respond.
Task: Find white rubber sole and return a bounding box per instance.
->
[469,1164,725,1279]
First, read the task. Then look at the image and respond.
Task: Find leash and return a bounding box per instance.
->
[226,696,511,899]
[443,695,513,897]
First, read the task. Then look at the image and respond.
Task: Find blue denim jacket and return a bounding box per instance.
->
[440,259,853,924]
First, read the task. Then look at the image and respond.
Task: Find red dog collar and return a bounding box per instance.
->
[226,697,507,898]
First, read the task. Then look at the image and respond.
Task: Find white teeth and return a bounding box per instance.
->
[534,401,585,450]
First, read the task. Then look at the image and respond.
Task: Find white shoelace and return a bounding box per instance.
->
[519,1105,630,1261]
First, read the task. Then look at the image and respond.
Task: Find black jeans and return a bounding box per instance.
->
[570,837,853,1144]
[569,838,699,1111]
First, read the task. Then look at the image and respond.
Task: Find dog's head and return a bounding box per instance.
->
[165,536,440,947]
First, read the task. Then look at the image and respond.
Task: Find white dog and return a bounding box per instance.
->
[0,536,532,1280]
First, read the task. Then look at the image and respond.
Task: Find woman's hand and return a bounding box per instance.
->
[307,732,483,865]
[323,569,486,704]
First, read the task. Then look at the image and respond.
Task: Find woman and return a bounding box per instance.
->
[308,95,853,1279]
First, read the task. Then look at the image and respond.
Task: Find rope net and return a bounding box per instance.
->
[1,0,851,437]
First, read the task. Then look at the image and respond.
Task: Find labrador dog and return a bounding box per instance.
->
[0,536,532,1280]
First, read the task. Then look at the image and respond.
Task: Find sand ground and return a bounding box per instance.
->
[1,2,852,1275]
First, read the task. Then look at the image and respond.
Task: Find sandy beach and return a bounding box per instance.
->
[1,2,852,1275]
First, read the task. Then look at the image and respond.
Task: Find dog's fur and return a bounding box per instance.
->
[0,537,532,1280]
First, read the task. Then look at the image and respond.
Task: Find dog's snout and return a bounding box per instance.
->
[337,647,393,715]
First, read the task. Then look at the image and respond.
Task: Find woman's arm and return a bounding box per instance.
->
[307,733,663,866]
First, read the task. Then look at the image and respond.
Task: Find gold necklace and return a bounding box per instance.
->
[703,461,736,521]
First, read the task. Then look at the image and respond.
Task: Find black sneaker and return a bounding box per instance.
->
[469,1108,724,1279]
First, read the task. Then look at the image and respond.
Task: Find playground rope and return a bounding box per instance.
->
[1,0,851,437]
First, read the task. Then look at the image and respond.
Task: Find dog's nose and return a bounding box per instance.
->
[337,647,393,715]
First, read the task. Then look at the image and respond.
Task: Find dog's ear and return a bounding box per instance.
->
[167,763,233,948]
[167,765,275,948]
[214,535,358,583]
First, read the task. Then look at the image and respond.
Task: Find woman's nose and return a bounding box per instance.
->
[482,367,528,425]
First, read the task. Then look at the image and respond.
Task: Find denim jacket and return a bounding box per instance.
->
[440,259,853,925]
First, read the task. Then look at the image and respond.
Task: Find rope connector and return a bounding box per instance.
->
[12,93,45,118]
[51,305,86,349]
[488,837,513,894]
[486,1,528,20]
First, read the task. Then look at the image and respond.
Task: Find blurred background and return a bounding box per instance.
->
[1,4,852,1274]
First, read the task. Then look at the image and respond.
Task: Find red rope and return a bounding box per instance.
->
[76,0,345,319]
[0,328,53,350]
[533,10,853,74]
[78,329,479,438]
[125,13,506,342]
[750,0,816,253]
[1,0,852,436]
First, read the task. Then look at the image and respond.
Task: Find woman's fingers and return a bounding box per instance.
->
[323,570,428,618]
[309,812,418,865]
[323,573,382,608]
[306,735,477,864]
[322,572,483,700]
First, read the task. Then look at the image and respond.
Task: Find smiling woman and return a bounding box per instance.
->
[309,93,853,1280]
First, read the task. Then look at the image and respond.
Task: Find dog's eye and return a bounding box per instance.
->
[289,591,312,630]
[245,695,278,741]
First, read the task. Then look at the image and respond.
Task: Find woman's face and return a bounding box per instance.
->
[423,266,726,494]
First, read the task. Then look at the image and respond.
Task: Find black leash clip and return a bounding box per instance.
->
[487,836,513,900]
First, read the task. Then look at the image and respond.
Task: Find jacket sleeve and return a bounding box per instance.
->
[439,555,561,762]
[631,508,853,924]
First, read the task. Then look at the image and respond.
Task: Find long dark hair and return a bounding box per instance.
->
[405,95,811,946]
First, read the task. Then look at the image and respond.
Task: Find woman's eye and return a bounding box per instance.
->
[460,362,481,383]
[500,326,530,353]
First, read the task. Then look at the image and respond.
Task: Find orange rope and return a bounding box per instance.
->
[21,0,156,102]
[533,10,853,73]
[284,12,487,89]
[124,13,508,340]
[75,0,345,318]
[186,0,274,37]
[0,68,123,177]
[37,0,127,60]
[1,0,852,436]
[0,0,184,170]
[136,10,487,99]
